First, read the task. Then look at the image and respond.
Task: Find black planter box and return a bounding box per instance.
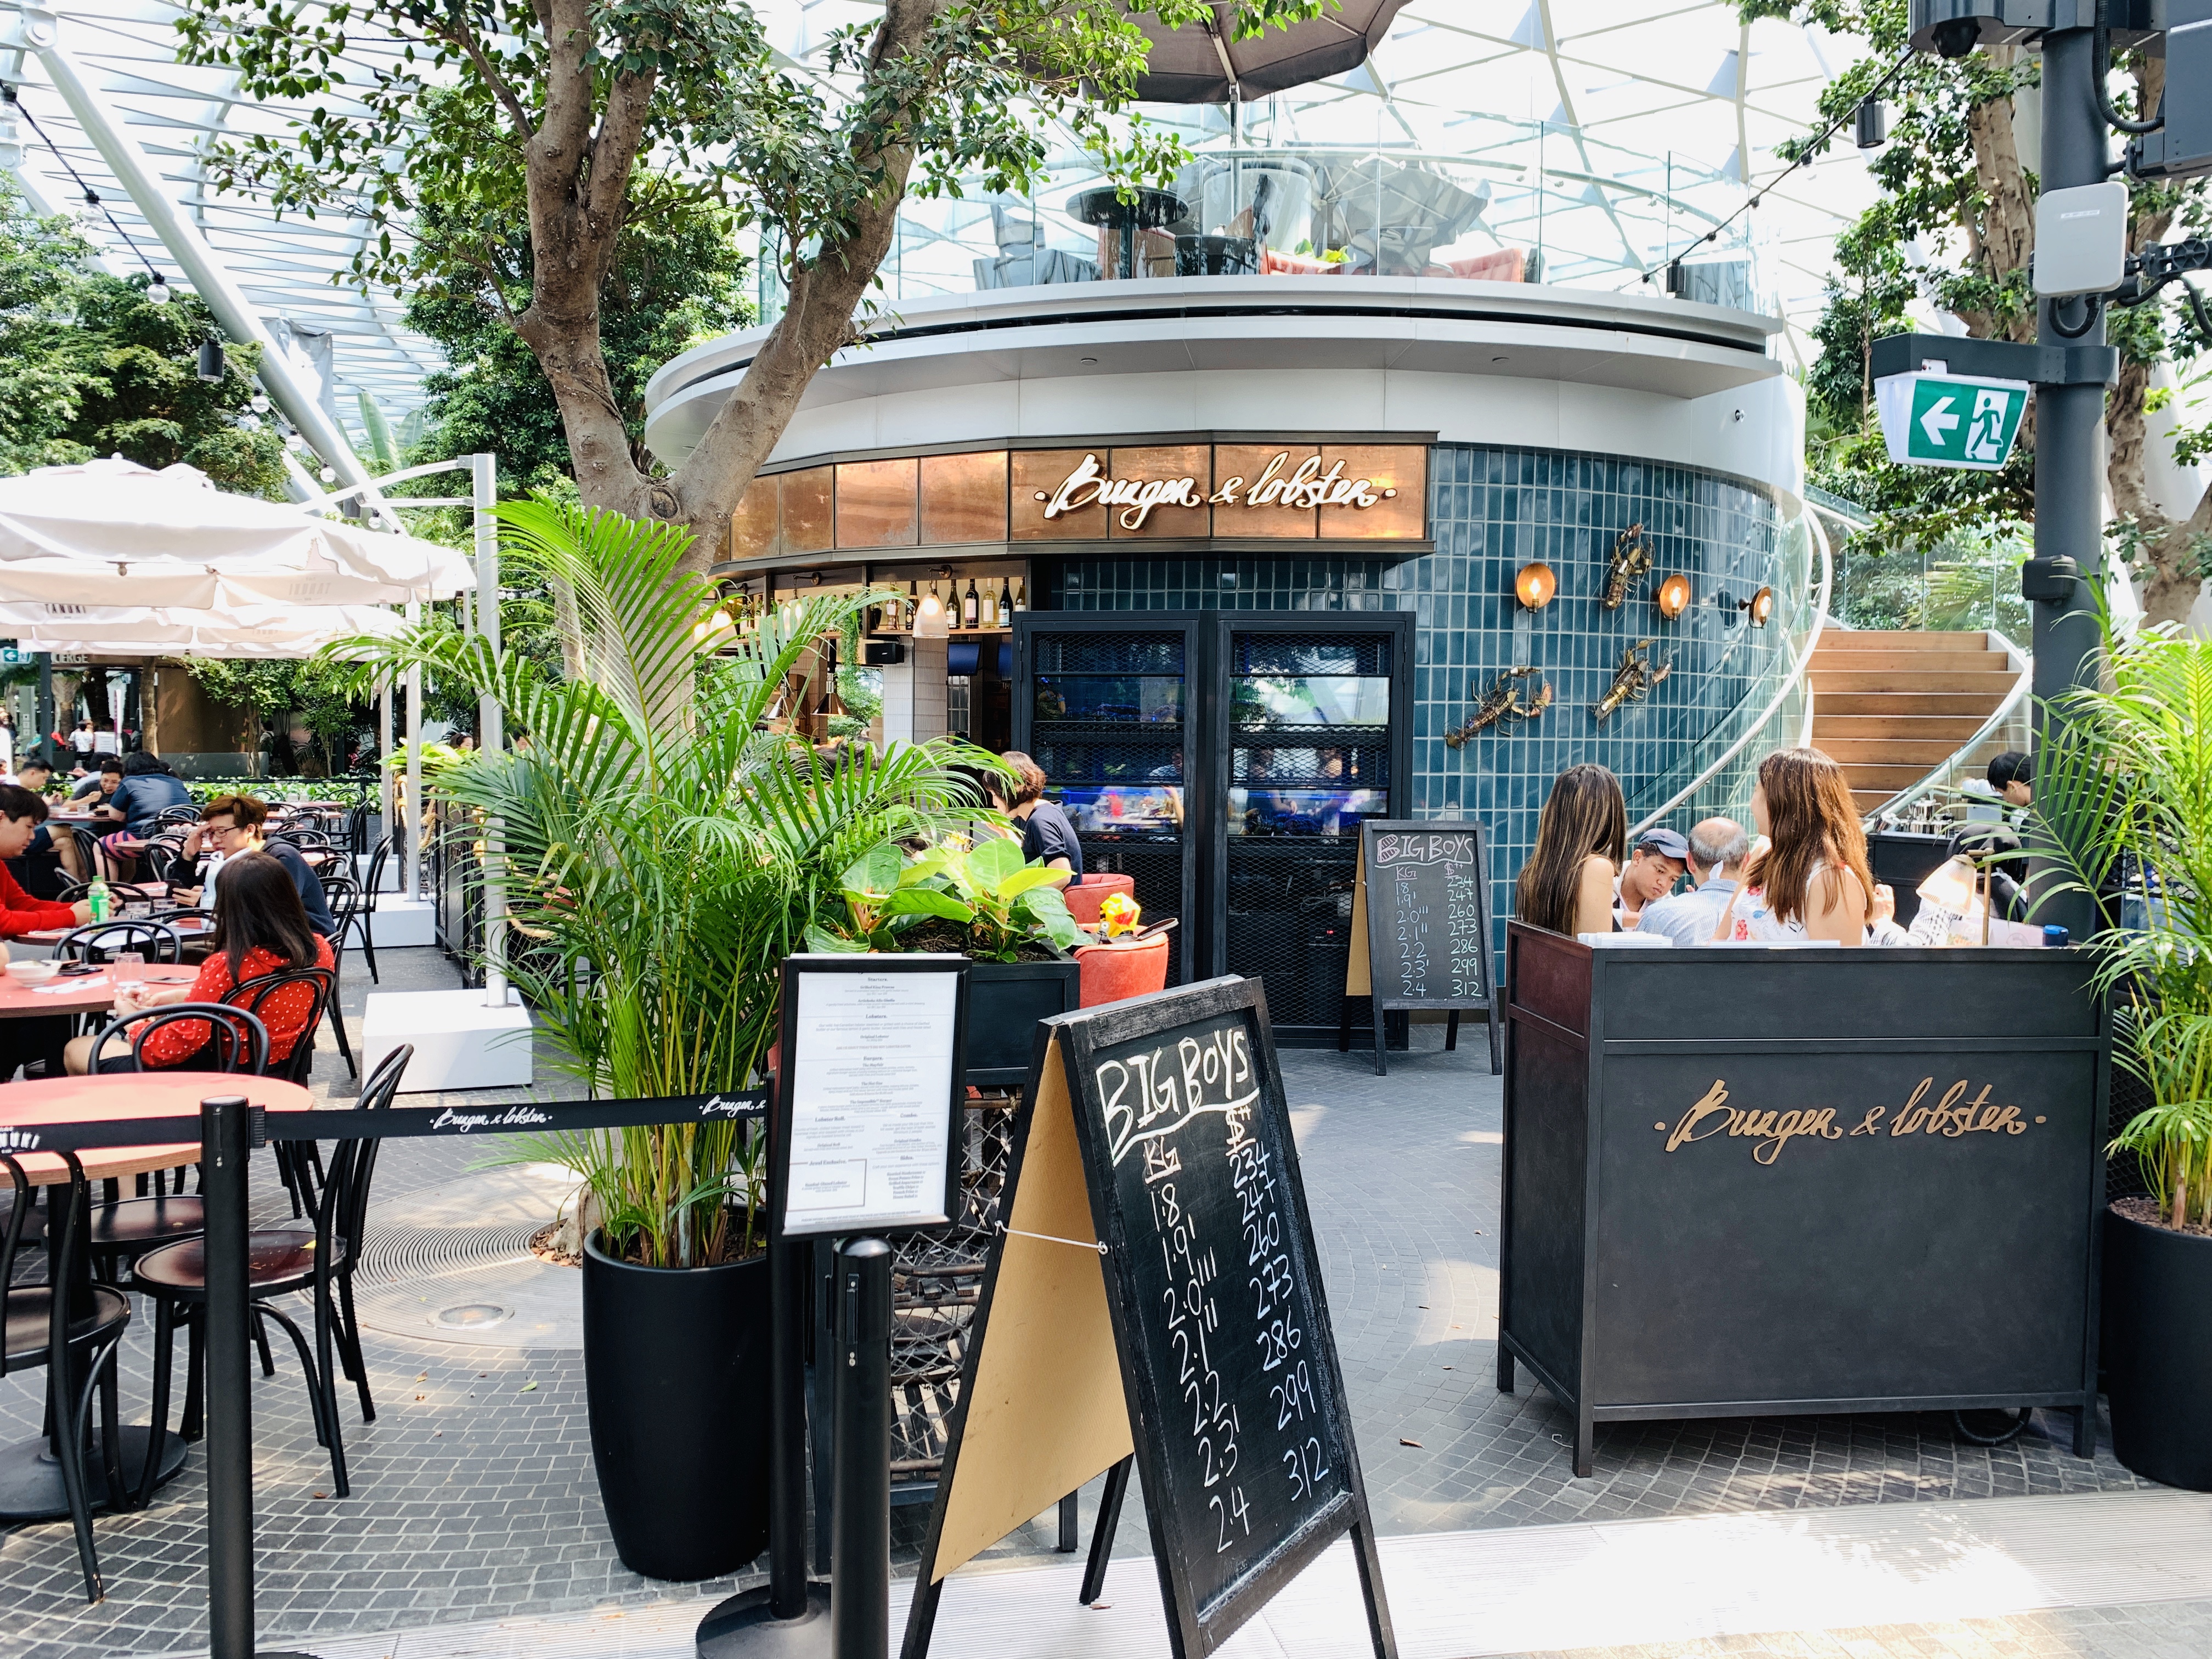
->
[1500,923,2108,1476]
[961,956,1082,1086]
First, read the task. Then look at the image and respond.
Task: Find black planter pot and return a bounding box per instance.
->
[582,1232,772,1579]
[962,956,1081,1085]
[2104,1206,2212,1490]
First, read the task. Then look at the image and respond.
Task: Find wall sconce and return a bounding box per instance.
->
[1656,573,1692,621]
[1740,585,1775,627]
[1514,561,1556,610]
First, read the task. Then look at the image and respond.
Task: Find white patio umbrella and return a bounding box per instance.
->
[4,601,406,656]
[0,458,475,607]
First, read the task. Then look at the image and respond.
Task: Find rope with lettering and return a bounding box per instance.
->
[993,1218,1108,1256]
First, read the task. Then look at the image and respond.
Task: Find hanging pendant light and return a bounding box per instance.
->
[913,578,950,640]
[195,338,226,383]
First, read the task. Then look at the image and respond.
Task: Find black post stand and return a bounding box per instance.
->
[696,1222,834,1657]
[829,1240,891,1659]
[200,1094,319,1659]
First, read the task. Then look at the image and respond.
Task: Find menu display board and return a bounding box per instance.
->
[777,955,969,1237]
[1345,820,1500,1075]
[903,977,1395,1659]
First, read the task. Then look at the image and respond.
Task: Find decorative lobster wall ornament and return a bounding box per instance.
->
[1591,640,1672,723]
[1444,667,1553,748]
[1600,523,1655,610]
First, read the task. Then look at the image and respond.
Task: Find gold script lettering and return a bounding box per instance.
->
[1663,1081,1734,1152]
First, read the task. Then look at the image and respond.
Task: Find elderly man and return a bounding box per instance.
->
[1638,817,1750,947]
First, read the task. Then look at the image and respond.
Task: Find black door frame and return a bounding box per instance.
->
[1209,613,1414,1039]
[1013,612,1210,985]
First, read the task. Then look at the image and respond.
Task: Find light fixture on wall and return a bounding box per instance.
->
[1656,573,1692,621]
[1514,562,1556,610]
[1741,585,1775,627]
[913,569,952,640]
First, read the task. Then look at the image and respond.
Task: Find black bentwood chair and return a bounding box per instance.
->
[1,1149,133,1601]
[341,836,393,983]
[81,1006,268,1283]
[54,920,184,966]
[229,966,340,1214]
[129,1041,413,1503]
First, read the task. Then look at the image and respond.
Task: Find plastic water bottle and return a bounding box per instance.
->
[88,875,111,924]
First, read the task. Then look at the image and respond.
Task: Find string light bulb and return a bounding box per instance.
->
[144,272,171,304]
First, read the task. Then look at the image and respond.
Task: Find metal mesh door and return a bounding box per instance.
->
[1221,630,1396,1035]
[1029,628,1190,980]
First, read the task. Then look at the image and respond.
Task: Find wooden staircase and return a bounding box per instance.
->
[1808,630,2022,818]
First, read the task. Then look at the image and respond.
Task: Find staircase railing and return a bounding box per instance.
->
[1628,506,1832,837]
[1859,628,2033,828]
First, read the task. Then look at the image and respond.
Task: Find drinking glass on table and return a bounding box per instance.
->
[112,950,145,989]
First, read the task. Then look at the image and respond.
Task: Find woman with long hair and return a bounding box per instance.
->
[1516,763,1627,937]
[1714,747,1877,946]
[66,850,334,1073]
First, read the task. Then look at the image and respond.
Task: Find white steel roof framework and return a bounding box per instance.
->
[0,0,1883,425]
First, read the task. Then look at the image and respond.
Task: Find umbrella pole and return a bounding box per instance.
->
[471,452,509,1011]
[404,608,422,906]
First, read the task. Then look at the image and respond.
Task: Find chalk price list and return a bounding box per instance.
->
[1390,866,1430,998]
[1227,1093,1330,1511]
[1443,862,1483,998]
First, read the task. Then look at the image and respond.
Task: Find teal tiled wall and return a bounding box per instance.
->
[1041,443,1794,949]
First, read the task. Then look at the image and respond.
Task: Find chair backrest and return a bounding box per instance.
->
[319,872,364,922]
[269,827,335,851]
[87,1002,269,1075]
[56,919,184,964]
[51,873,90,902]
[326,1042,413,1254]
[344,801,371,856]
[228,966,336,1082]
[359,836,391,912]
[155,805,202,827]
[0,1147,90,1380]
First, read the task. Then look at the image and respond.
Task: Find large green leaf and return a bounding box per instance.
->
[840,843,905,902]
[879,888,975,922]
[998,865,1071,901]
[964,835,1028,892]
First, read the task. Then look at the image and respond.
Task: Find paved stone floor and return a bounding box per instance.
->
[0,978,2190,1659]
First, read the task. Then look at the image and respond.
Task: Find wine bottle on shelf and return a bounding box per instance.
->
[906,580,919,631]
[963,578,980,629]
[981,580,999,629]
[997,576,1013,627]
[1011,578,1026,614]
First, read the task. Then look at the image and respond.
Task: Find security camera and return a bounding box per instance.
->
[1932,15,1983,55]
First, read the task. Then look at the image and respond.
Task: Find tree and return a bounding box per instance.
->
[0,181,285,493]
[177,0,1325,574]
[1749,0,2212,624]
[183,658,370,775]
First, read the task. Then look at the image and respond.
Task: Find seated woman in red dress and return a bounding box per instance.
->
[65,851,334,1075]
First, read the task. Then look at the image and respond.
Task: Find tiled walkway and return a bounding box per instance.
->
[0,964,2187,1658]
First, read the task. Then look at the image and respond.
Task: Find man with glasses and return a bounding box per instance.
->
[176,794,337,941]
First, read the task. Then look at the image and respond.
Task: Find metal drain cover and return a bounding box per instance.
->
[432,1302,514,1330]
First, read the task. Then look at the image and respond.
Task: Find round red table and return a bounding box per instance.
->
[0,1073,317,1519]
[0,963,196,1026]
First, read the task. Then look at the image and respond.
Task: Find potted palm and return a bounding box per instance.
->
[2033,620,2212,1489]
[807,836,1084,1082]
[353,499,991,1578]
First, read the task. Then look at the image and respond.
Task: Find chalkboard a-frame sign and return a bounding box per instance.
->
[1345,819,1500,1076]
[900,976,1396,1659]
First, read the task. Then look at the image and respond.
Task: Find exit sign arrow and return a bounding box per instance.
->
[1875,370,2030,472]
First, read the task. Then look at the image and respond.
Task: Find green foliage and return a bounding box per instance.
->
[2026,622,2212,1228]
[0,181,284,493]
[1835,523,2033,644]
[806,832,1078,962]
[341,498,998,1266]
[183,658,370,775]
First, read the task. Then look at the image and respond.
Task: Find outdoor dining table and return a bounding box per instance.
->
[0,1071,316,1520]
[16,912,214,948]
[0,962,197,1025]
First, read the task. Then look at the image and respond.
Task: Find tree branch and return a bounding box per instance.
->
[434,18,538,141]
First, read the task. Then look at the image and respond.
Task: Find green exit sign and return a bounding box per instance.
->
[0,649,31,665]
[1875,371,2030,471]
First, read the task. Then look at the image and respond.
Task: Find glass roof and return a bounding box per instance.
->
[0,1,1878,440]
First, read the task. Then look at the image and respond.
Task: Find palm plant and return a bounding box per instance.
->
[2029,619,2212,1231]
[343,496,997,1266]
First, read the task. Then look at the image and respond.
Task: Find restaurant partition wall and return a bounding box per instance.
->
[1014,611,1412,1043]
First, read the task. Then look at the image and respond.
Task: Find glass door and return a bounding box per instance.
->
[1015,619,1201,983]
[1213,619,1409,1042]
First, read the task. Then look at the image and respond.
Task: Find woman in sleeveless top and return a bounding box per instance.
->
[1715,748,1876,946]
[1516,763,1627,938]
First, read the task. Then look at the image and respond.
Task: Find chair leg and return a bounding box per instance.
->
[92,1338,126,1511]
[136,1298,179,1511]
[181,1308,205,1441]
[329,1006,358,1080]
[336,1271,376,1423]
[360,913,378,984]
[52,1353,105,1602]
[262,1302,347,1497]
[252,1304,276,1378]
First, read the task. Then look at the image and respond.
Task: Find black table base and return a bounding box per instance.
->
[696,1581,833,1658]
[0,1425,190,1521]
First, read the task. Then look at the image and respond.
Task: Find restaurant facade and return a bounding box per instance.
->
[644,275,1821,1041]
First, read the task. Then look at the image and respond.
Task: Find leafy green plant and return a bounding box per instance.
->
[808,836,1081,962]
[2028,618,2212,1230]
[339,495,994,1266]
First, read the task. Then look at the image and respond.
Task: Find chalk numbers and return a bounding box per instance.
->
[1149,1167,1246,1550]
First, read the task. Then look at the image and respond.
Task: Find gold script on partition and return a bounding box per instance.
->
[1037,450,1398,531]
[1654,1077,2042,1166]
